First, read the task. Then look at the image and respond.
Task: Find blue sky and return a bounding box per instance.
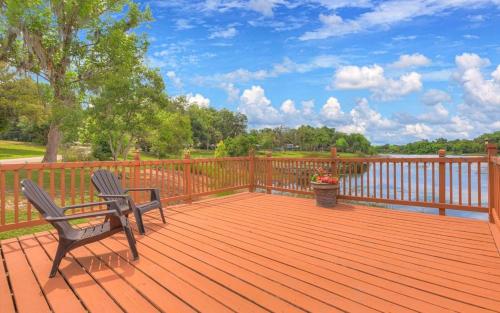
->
[139,0,500,144]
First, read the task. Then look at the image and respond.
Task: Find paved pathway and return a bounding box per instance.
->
[0,155,62,164]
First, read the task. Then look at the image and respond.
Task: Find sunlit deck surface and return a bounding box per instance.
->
[1,193,500,313]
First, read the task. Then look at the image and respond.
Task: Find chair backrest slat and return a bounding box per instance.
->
[21,179,72,234]
[92,169,127,207]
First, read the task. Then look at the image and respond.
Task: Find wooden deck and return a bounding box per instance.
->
[1,193,500,313]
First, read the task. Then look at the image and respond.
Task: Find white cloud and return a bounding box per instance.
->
[333,64,422,100]
[392,35,417,41]
[300,0,500,40]
[312,0,372,10]
[280,99,299,114]
[194,55,342,86]
[248,0,285,17]
[238,86,281,126]
[418,103,449,123]
[468,14,486,22]
[334,64,385,89]
[166,71,183,89]
[220,82,240,102]
[301,100,314,115]
[175,19,194,30]
[491,65,500,81]
[421,69,453,82]
[390,53,431,68]
[454,53,500,107]
[200,0,286,16]
[209,27,238,39]
[186,93,211,108]
[321,97,344,120]
[374,72,422,101]
[463,34,480,39]
[148,41,216,69]
[404,123,433,139]
[422,89,451,106]
[337,98,397,140]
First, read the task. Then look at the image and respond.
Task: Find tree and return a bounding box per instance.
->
[83,21,167,161]
[0,62,49,141]
[346,133,371,153]
[335,137,348,152]
[214,141,228,158]
[225,134,257,156]
[0,0,152,162]
[150,111,192,158]
[187,106,247,149]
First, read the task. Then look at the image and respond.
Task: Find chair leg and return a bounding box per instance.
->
[123,224,139,260]
[158,204,166,224]
[50,241,68,278]
[134,210,146,235]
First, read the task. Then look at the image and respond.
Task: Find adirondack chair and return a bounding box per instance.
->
[91,169,166,235]
[21,179,139,278]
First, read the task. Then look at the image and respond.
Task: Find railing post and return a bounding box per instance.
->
[266,152,272,194]
[486,143,498,223]
[438,149,446,216]
[133,149,141,202]
[331,147,337,176]
[249,148,255,192]
[184,152,192,203]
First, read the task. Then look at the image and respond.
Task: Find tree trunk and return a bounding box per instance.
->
[42,123,61,163]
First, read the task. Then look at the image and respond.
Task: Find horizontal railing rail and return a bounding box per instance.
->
[0,144,498,232]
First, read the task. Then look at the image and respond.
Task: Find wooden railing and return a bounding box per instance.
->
[0,144,498,232]
[255,146,497,216]
[0,154,250,232]
[489,144,500,227]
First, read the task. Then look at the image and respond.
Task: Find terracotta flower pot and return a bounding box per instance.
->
[311,182,339,208]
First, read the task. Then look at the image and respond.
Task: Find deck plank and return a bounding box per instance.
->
[134,219,345,313]
[1,237,51,313]
[140,214,411,313]
[198,202,500,294]
[46,232,161,313]
[0,240,16,313]
[198,200,500,262]
[1,192,500,313]
[34,232,124,313]
[18,235,87,313]
[99,233,245,312]
[166,202,500,312]
[83,239,196,313]
[129,228,308,312]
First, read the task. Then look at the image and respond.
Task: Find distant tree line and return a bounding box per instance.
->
[214,126,374,157]
[375,132,500,155]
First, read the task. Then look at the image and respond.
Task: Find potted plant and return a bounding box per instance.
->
[311,167,339,208]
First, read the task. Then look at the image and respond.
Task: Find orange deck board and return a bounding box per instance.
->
[1,192,500,313]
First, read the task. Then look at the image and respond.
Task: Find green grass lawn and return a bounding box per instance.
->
[256,150,359,158]
[141,149,359,160]
[0,140,45,159]
[0,209,87,240]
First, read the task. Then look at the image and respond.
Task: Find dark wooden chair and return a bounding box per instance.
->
[91,169,166,235]
[20,179,139,278]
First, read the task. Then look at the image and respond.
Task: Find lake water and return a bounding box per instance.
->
[340,154,489,221]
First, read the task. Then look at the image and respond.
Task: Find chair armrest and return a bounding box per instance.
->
[125,188,158,192]
[97,194,130,199]
[62,200,117,212]
[46,209,118,222]
[125,188,160,202]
